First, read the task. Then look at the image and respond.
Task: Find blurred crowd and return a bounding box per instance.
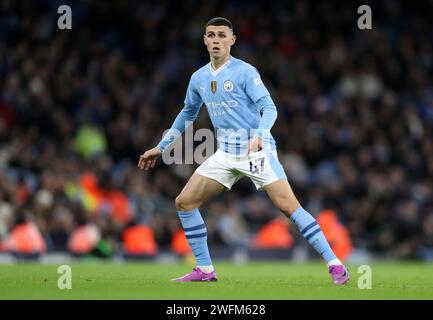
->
[1,0,433,260]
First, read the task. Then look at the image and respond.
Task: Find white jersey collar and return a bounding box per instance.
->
[209,56,233,76]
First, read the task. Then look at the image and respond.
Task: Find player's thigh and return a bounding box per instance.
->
[264,179,301,215]
[175,173,226,211]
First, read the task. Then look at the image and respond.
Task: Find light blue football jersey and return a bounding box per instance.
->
[157,56,277,155]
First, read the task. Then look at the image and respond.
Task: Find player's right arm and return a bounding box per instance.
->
[138,74,203,171]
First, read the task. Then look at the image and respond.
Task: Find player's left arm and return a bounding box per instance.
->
[244,66,277,153]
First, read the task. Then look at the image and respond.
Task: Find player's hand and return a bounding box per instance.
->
[138,147,162,171]
[247,137,263,154]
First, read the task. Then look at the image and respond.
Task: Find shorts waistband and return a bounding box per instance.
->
[217,148,276,159]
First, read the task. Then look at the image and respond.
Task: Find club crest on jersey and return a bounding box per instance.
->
[223,80,234,92]
[211,81,217,93]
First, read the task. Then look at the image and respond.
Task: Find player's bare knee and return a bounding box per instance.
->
[274,198,298,216]
[175,195,186,211]
[277,203,292,216]
[175,194,196,212]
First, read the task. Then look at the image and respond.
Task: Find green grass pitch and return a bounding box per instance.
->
[0,261,432,299]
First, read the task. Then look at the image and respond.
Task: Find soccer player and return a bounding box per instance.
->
[138,17,350,285]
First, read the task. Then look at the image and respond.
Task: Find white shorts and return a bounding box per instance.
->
[195,149,287,190]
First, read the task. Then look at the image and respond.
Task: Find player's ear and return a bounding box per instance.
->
[231,34,236,45]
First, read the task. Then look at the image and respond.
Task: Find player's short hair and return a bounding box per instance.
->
[206,17,233,32]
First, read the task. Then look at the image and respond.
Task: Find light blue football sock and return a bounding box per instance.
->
[290,206,337,263]
[178,208,212,267]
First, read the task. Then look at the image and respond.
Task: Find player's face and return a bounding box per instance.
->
[204,25,236,59]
